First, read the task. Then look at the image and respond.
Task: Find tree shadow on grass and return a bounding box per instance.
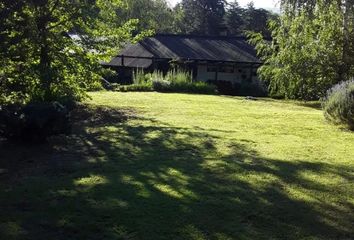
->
[295,101,323,110]
[0,106,353,240]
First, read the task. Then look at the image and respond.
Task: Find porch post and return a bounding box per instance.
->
[121,55,125,66]
[250,64,254,82]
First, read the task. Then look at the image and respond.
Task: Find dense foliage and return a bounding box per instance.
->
[0,0,275,106]
[113,0,276,36]
[114,69,217,94]
[178,0,226,35]
[0,0,147,105]
[116,0,177,33]
[225,1,276,38]
[0,102,70,142]
[177,0,276,36]
[323,80,354,130]
[208,80,267,97]
[249,0,354,100]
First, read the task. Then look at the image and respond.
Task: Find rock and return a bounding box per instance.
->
[245,96,258,101]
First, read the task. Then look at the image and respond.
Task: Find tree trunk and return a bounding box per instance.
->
[36,7,52,101]
[336,0,354,83]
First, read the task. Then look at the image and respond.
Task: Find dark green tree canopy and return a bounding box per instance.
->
[177,0,275,36]
[249,0,354,100]
[0,0,145,104]
[224,0,244,35]
[116,0,175,33]
[180,0,226,35]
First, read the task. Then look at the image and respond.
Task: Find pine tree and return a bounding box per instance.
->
[181,0,226,35]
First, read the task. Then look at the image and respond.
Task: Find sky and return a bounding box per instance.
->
[167,0,279,11]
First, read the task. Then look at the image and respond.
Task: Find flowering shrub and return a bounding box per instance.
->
[323,80,354,130]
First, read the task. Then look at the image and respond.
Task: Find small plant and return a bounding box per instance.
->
[165,69,193,83]
[322,79,354,130]
[133,69,149,85]
[145,70,164,83]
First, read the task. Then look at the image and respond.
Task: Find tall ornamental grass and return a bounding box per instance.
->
[124,69,217,95]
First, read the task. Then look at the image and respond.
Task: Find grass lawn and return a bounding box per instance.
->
[0,92,353,240]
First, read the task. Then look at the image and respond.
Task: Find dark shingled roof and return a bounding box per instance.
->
[107,34,261,68]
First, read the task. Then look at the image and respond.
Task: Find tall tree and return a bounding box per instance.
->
[225,0,244,35]
[116,0,175,33]
[249,0,353,100]
[171,3,187,33]
[180,0,226,35]
[280,0,354,81]
[0,0,144,104]
[242,2,276,38]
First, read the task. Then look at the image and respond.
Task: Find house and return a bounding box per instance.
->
[103,34,262,86]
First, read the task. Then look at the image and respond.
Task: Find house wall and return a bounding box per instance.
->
[196,64,259,84]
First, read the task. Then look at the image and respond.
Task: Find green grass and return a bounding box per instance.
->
[1,92,353,240]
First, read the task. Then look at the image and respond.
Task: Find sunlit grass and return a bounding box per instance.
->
[0,92,353,240]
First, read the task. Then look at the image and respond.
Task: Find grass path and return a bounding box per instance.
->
[0,92,353,240]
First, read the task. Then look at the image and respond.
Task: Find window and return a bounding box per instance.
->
[207,65,235,73]
[220,66,234,73]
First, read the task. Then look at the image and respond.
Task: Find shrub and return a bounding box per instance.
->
[167,81,217,94]
[190,82,217,94]
[237,81,268,97]
[152,80,171,91]
[0,102,71,142]
[322,80,354,130]
[209,80,268,97]
[87,80,104,91]
[208,80,234,95]
[101,68,119,83]
[115,83,153,92]
[165,69,193,83]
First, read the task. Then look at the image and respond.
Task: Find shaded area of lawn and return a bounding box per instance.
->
[0,105,353,240]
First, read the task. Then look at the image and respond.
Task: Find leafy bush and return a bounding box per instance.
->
[152,80,171,91]
[0,102,71,142]
[322,80,354,130]
[237,81,268,97]
[115,83,153,92]
[87,80,104,91]
[101,68,118,82]
[166,81,217,94]
[209,80,268,97]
